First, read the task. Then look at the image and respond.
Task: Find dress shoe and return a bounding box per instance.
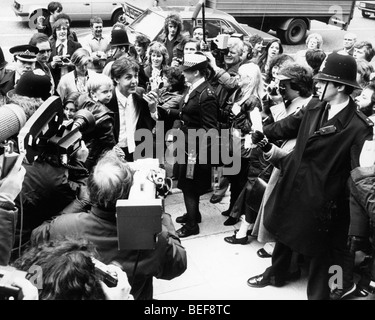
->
[176,213,201,224]
[221,207,233,217]
[330,283,357,300]
[210,194,224,204]
[223,217,239,226]
[257,248,272,258]
[235,229,253,237]
[176,225,199,238]
[224,234,248,245]
[247,274,284,288]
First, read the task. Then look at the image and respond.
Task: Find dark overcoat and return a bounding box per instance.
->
[163,80,219,194]
[263,97,373,256]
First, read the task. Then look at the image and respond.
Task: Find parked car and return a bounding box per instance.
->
[358,1,375,18]
[124,5,276,46]
[12,0,125,26]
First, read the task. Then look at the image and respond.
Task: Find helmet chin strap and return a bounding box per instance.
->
[319,81,329,101]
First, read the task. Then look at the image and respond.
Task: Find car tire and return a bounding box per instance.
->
[277,18,307,45]
[362,11,371,18]
[112,9,126,25]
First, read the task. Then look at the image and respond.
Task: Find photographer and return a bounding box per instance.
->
[31,149,187,300]
[11,238,133,300]
[49,18,82,88]
[204,37,245,205]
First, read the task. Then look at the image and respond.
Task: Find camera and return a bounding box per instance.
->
[91,257,118,288]
[60,55,71,65]
[18,96,95,166]
[0,266,28,300]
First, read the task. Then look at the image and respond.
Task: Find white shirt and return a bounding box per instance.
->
[116,87,140,153]
[55,40,68,56]
[327,98,349,120]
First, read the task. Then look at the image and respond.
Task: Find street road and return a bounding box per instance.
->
[0,0,375,63]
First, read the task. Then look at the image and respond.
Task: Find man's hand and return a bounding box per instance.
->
[100,264,134,300]
[143,91,158,114]
[251,131,272,153]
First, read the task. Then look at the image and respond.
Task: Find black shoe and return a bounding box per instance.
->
[176,213,201,224]
[210,194,224,204]
[330,284,357,300]
[224,234,248,245]
[221,208,233,217]
[235,229,254,237]
[176,225,199,238]
[223,217,239,226]
[247,274,284,288]
[257,248,272,258]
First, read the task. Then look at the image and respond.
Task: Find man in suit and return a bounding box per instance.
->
[49,18,81,88]
[247,52,374,300]
[0,44,38,98]
[29,33,56,96]
[107,56,155,162]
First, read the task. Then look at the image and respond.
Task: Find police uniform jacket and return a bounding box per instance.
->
[0,70,16,97]
[160,80,219,194]
[263,97,373,256]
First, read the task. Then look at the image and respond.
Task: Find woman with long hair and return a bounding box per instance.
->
[221,62,268,226]
[254,39,283,77]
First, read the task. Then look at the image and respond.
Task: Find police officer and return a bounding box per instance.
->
[247,52,374,300]
[0,44,38,99]
[150,52,219,237]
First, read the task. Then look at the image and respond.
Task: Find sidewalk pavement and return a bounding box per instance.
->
[153,187,375,300]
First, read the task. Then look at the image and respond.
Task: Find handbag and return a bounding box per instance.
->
[246,164,272,213]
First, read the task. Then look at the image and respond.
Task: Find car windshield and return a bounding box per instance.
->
[129,10,166,40]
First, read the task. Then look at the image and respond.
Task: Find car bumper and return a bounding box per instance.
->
[358,2,375,14]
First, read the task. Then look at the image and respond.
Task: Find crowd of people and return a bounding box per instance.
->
[0,1,375,300]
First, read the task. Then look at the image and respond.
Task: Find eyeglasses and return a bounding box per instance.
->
[38,49,52,54]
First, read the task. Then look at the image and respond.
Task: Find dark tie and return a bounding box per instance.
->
[57,43,64,56]
[319,103,331,128]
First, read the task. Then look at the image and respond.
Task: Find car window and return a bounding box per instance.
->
[130,10,166,40]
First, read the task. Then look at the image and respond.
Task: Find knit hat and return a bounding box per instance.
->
[8,69,52,100]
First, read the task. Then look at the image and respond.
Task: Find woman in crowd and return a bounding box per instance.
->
[56,48,99,101]
[254,39,283,77]
[294,33,324,66]
[220,62,266,226]
[146,53,218,238]
[144,41,169,93]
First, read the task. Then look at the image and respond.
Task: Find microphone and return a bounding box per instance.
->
[0,104,27,143]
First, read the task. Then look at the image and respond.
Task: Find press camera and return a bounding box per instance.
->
[17,96,95,167]
[0,266,28,300]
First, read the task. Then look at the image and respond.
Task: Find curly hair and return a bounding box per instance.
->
[12,238,106,300]
[278,63,314,98]
[164,66,185,93]
[163,12,182,36]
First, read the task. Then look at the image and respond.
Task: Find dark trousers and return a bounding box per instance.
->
[263,237,354,300]
[183,190,201,228]
[120,146,134,162]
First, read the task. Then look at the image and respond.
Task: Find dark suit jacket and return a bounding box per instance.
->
[48,38,82,88]
[107,87,155,147]
[0,71,15,97]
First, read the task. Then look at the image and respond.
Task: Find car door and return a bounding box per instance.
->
[62,0,92,21]
[91,0,122,21]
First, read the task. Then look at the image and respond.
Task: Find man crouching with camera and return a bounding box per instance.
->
[31,149,187,300]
